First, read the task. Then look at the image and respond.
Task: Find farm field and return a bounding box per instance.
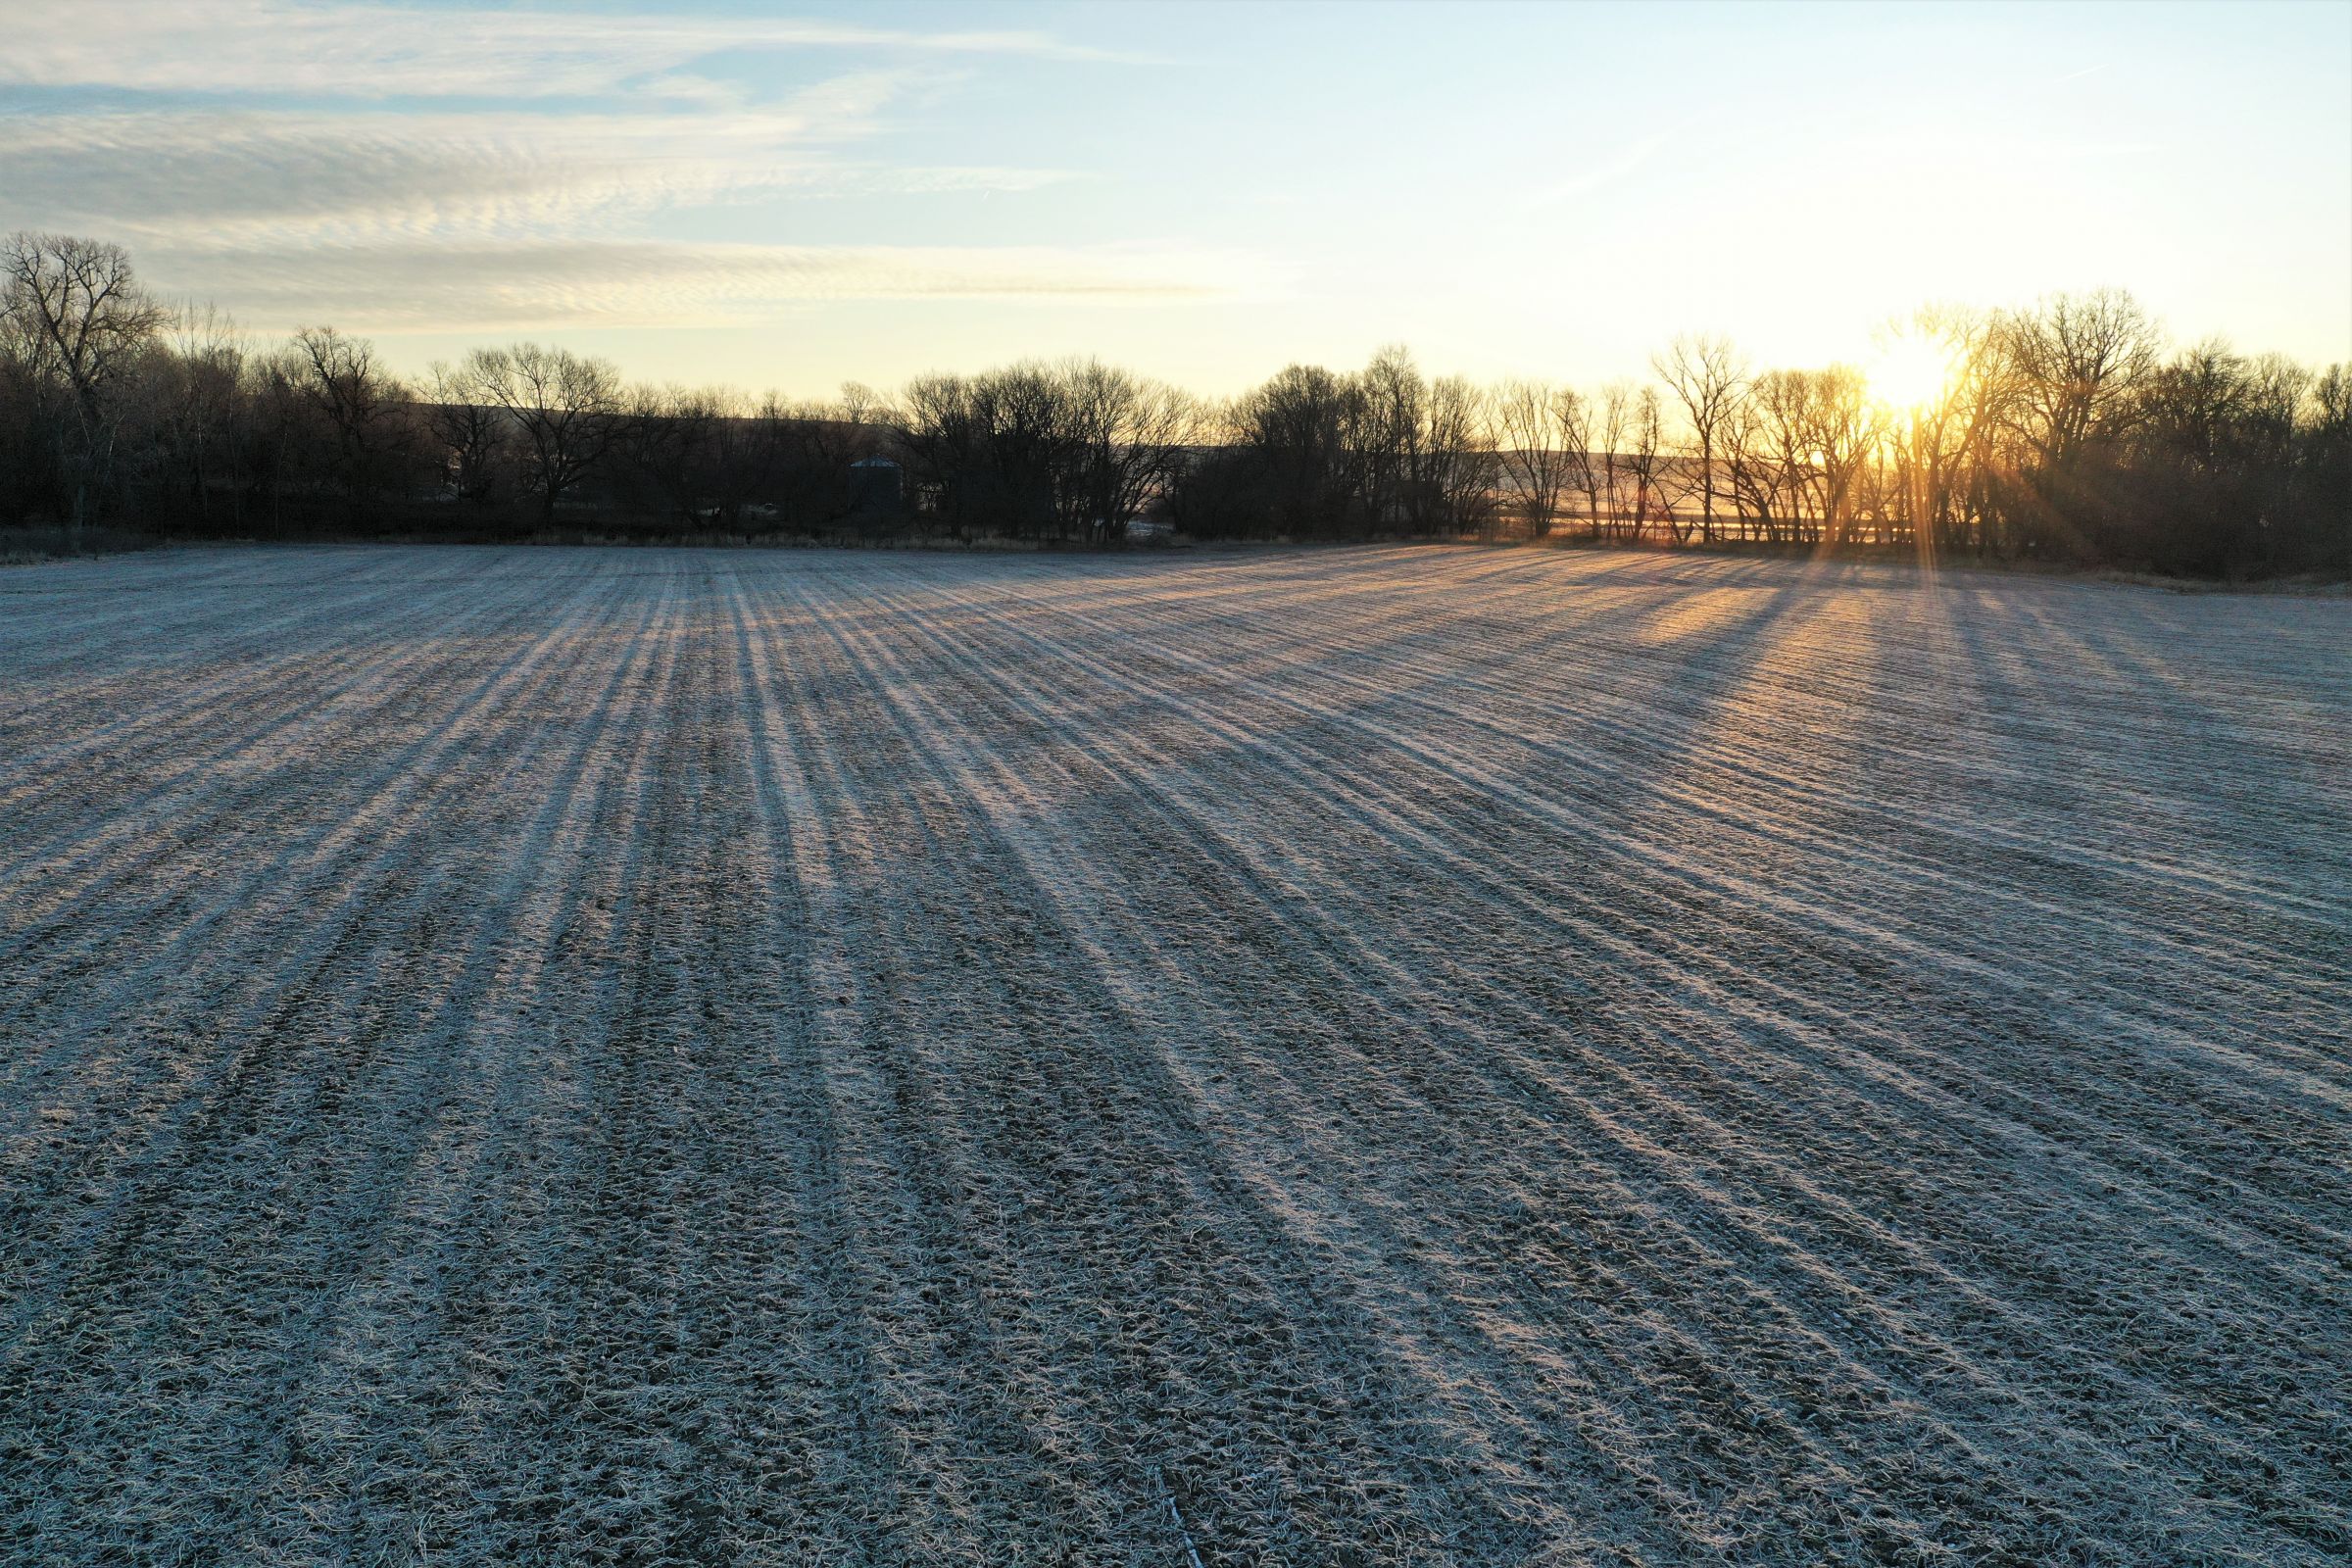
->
[1,543,2346,1566]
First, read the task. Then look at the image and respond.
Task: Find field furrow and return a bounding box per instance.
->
[2,543,2345,1566]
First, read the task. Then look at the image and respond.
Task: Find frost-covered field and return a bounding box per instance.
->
[2,544,2347,1566]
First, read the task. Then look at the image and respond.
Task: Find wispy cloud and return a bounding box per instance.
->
[1525,134,1669,211]
[0,4,1222,335]
[0,1,1132,100]
[0,102,1075,249]
[137,239,1256,330]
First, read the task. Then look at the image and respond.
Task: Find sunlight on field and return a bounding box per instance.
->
[1,546,2346,1564]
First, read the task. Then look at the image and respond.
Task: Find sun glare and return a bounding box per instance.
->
[1865,338,1956,412]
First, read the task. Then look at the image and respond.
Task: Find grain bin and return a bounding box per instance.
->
[850,456,903,514]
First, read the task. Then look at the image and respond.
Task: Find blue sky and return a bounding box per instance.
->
[3,0,2345,396]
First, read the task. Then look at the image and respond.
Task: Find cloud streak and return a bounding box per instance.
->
[0,1,1130,100]
[137,239,1255,330]
[0,3,1245,340]
[0,103,1076,249]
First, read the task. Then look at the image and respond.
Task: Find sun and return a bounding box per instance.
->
[1865,338,1956,412]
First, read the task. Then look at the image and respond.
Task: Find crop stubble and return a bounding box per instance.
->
[1,545,2345,1565]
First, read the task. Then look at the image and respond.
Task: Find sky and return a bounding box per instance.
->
[2,0,2347,398]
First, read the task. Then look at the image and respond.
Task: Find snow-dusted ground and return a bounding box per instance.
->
[1,544,2346,1566]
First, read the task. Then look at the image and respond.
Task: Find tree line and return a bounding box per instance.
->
[4,232,2345,574]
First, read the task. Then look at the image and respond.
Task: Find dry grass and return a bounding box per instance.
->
[0,525,170,566]
[2,544,2346,1565]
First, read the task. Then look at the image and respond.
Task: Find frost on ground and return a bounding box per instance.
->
[0,544,2346,1567]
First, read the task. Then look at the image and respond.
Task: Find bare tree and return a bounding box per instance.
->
[455,342,621,527]
[615,382,727,526]
[2004,288,2161,466]
[1494,378,1569,538]
[1417,375,1497,536]
[1803,367,1879,545]
[286,326,414,511]
[763,387,893,533]
[1358,345,1426,531]
[426,360,508,507]
[3,230,2341,574]
[1060,359,1200,544]
[1721,393,1795,545]
[1872,306,2003,555]
[147,303,248,529]
[1624,386,1668,541]
[901,358,1198,543]
[1209,364,1368,539]
[1596,381,1634,540]
[1551,386,1602,539]
[238,346,310,537]
[1,232,169,525]
[901,366,1050,538]
[694,388,784,531]
[1653,332,1746,544]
